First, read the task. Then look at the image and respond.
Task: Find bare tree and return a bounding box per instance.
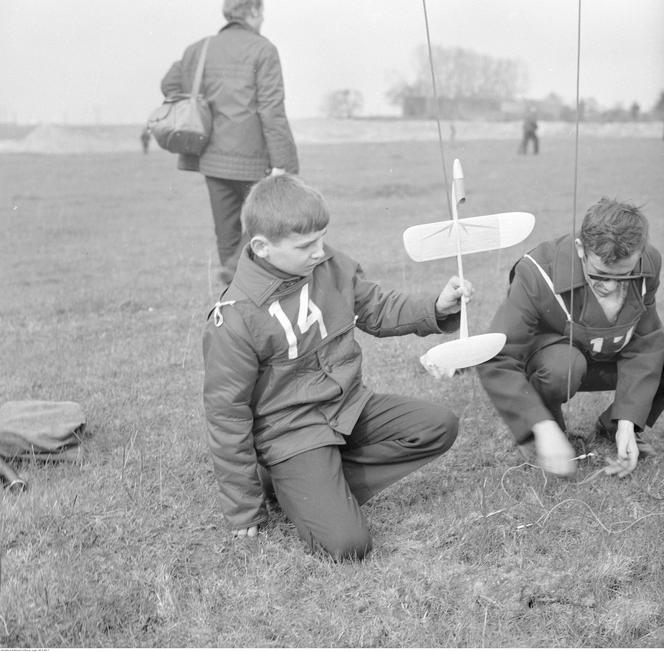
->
[387,45,528,106]
[321,89,364,119]
[653,90,664,115]
[652,90,664,140]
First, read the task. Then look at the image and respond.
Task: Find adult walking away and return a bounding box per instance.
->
[203,174,473,560]
[161,0,299,284]
[518,108,539,154]
[478,198,664,478]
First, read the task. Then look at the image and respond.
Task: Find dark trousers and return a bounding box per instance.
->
[526,342,664,432]
[519,131,539,154]
[265,393,458,560]
[205,176,255,273]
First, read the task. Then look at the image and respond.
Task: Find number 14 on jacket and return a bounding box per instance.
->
[268,284,328,359]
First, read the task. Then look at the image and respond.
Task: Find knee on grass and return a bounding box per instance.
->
[309,524,373,562]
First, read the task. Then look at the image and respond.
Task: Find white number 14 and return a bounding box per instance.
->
[268,284,328,359]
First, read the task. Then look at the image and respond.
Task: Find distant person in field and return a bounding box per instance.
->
[518,108,539,154]
[478,198,664,478]
[140,126,151,154]
[160,0,298,285]
[203,174,473,560]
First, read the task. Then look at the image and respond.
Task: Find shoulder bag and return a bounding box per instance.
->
[148,37,213,156]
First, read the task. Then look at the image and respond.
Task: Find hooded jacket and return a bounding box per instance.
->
[202,244,460,529]
[478,234,664,443]
[161,20,298,179]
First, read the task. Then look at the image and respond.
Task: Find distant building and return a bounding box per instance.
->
[400,95,502,120]
[398,92,600,122]
[501,95,569,121]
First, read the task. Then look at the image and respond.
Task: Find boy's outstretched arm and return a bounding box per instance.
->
[203,317,267,534]
[351,259,465,337]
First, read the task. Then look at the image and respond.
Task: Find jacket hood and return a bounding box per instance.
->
[231,244,334,306]
[546,234,657,293]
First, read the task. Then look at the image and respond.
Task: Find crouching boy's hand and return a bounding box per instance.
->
[435,276,474,316]
[604,420,639,478]
[532,420,577,476]
[232,526,259,538]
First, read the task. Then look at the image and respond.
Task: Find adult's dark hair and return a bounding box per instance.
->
[223,0,263,22]
[579,197,648,264]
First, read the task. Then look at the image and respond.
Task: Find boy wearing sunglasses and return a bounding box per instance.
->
[478,198,664,477]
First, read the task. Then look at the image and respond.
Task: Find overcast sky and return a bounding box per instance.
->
[1,0,662,124]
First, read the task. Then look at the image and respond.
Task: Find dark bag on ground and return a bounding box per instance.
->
[0,400,85,461]
[148,37,212,156]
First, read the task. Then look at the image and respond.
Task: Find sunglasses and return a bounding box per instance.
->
[586,271,643,282]
[583,256,643,282]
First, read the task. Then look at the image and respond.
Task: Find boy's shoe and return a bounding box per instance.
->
[594,419,616,442]
[516,439,538,465]
[635,434,657,458]
[594,419,657,458]
[569,429,596,454]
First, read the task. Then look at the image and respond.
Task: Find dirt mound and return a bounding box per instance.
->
[0,124,141,153]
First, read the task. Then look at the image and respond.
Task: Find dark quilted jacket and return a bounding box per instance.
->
[202,244,460,529]
[161,20,299,180]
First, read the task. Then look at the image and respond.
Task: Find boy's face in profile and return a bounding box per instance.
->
[252,228,327,277]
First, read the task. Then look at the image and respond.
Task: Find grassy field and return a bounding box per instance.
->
[1,135,664,647]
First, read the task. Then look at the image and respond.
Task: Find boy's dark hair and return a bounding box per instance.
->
[579,197,648,264]
[243,174,330,242]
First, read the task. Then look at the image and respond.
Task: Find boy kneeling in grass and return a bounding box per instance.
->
[203,174,472,560]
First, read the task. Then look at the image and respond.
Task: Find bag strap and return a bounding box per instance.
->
[191,37,211,97]
[524,254,572,320]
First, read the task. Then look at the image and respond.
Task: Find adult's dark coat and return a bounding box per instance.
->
[161,20,299,179]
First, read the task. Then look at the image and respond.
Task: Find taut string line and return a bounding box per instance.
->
[565,0,583,434]
[422,0,452,219]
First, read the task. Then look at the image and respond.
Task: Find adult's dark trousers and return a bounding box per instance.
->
[264,392,458,561]
[526,341,664,433]
[519,132,539,154]
[205,176,255,277]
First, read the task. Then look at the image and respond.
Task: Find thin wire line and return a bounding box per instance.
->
[422,0,452,219]
[564,0,583,435]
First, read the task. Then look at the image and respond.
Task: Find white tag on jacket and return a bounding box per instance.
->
[213,300,237,327]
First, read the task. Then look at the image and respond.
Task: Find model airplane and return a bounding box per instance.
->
[403,159,535,378]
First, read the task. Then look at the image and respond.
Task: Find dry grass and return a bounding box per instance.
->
[1,134,664,647]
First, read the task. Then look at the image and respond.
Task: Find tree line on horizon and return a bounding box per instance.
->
[322,45,664,123]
